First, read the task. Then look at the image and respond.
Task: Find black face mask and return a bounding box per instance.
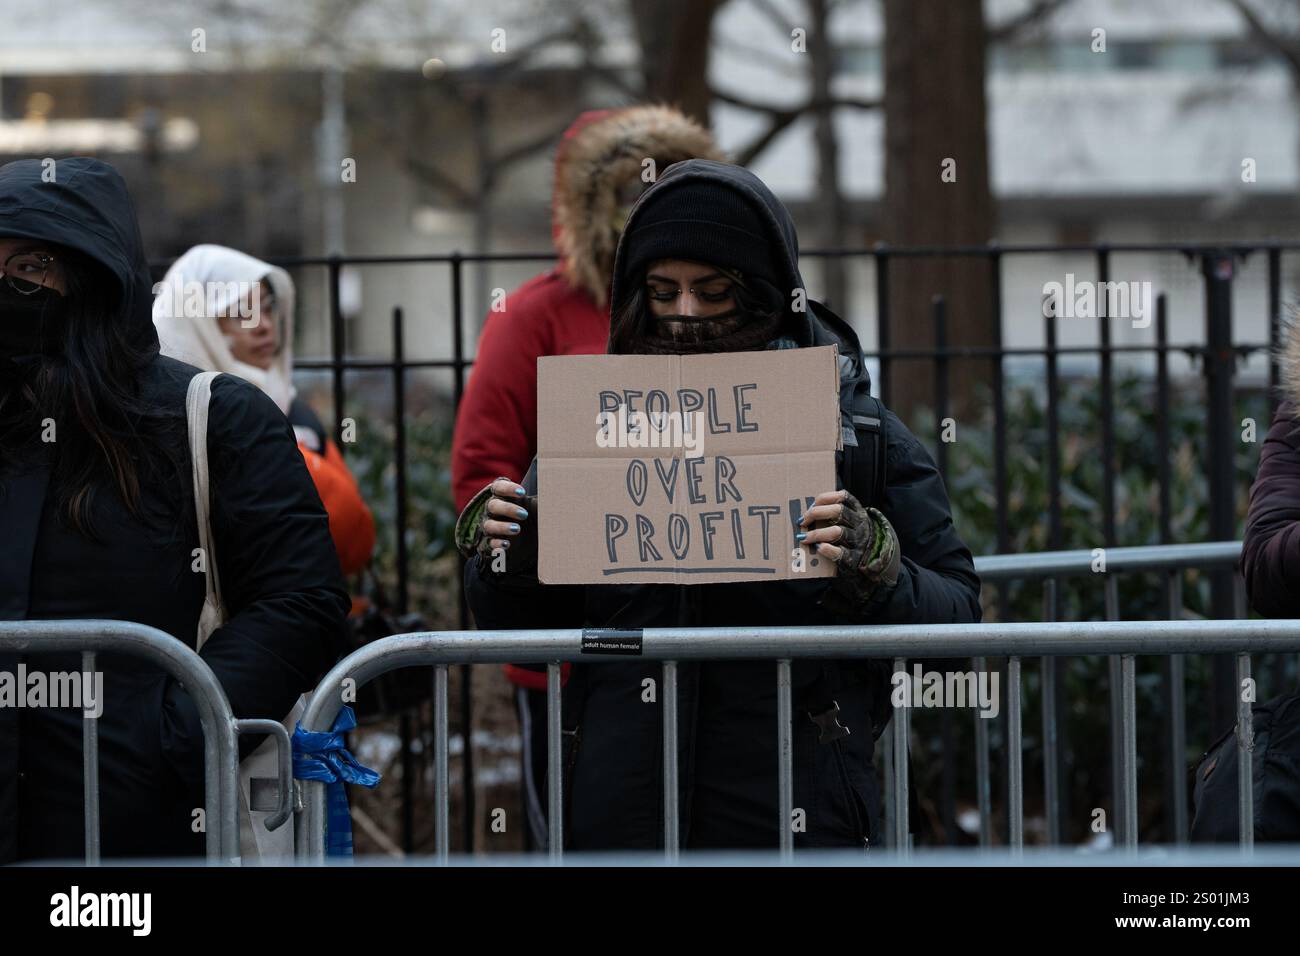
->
[0,285,67,365]
[634,307,785,355]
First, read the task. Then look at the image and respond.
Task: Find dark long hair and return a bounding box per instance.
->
[608,275,788,355]
[0,250,187,538]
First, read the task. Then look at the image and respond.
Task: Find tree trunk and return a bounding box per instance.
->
[882,0,995,432]
[808,0,847,312]
[629,0,726,127]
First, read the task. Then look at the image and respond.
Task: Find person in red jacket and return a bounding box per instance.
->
[450,105,722,848]
[452,106,723,509]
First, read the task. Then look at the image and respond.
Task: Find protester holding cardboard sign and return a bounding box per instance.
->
[450,107,724,850]
[458,159,980,851]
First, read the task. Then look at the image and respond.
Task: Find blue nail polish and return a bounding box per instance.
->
[795,532,807,541]
[509,523,520,532]
[515,486,527,496]
[516,507,529,519]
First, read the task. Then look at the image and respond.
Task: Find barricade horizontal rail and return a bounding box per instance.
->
[0,619,243,863]
[296,616,1300,863]
[974,540,1242,581]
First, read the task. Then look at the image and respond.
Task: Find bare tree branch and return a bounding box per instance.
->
[1224,0,1300,76]
[734,110,803,166]
[712,86,881,114]
[716,86,881,166]
[747,0,797,36]
[402,155,475,206]
[492,121,578,170]
[987,0,1071,44]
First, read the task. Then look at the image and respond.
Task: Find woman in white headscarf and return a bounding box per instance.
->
[153,244,375,575]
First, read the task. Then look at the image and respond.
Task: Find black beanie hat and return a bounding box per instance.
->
[620,179,780,291]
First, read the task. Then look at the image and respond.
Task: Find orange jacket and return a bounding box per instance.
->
[298,438,376,576]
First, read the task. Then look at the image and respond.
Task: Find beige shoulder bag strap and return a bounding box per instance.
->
[186,370,302,862]
[186,371,225,650]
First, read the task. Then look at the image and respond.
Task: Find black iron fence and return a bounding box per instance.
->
[151,240,1300,852]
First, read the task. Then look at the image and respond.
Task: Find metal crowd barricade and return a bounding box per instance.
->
[0,619,287,864]
[971,540,1246,850]
[296,608,1300,863]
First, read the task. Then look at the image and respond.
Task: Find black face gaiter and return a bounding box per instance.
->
[635,307,785,355]
[0,286,66,376]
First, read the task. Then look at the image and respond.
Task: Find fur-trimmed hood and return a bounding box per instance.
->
[552,105,724,308]
[1282,312,1300,408]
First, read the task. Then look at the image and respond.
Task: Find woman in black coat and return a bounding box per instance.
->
[0,157,349,862]
[458,160,981,851]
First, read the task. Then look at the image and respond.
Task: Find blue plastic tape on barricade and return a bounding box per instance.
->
[292,705,381,857]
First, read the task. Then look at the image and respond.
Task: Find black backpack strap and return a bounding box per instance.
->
[842,388,888,509]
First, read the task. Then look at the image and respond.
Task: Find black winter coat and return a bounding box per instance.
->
[465,160,981,851]
[1244,392,1300,618]
[0,158,349,862]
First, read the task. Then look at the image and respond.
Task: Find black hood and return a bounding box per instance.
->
[609,158,867,387]
[0,157,158,352]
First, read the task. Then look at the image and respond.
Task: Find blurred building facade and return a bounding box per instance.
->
[1,0,1297,383]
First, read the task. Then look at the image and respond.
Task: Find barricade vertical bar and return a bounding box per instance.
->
[82,649,100,865]
[973,655,992,847]
[892,656,909,854]
[548,662,563,860]
[881,712,894,848]
[1008,655,1023,854]
[1236,653,1254,852]
[1105,575,1124,846]
[434,663,449,862]
[777,658,794,860]
[1121,653,1138,850]
[1168,571,1188,843]
[663,661,679,860]
[1041,580,1060,845]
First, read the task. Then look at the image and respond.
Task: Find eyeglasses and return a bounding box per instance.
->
[2,251,63,296]
[259,291,280,319]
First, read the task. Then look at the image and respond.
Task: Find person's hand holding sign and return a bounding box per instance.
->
[454,476,539,573]
[798,489,902,613]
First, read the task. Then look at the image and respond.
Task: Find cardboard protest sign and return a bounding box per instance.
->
[537,345,842,585]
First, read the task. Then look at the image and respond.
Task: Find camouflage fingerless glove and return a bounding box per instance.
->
[820,493,901,618]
